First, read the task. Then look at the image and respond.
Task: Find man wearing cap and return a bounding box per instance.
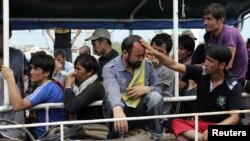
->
[85,28,118,81]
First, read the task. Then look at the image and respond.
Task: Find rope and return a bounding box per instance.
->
[39,124,85,141]
[39,123,153,140]
[181,0,186,18]
[0,118,35,141]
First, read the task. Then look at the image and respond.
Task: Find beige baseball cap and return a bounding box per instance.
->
[85,28,110,41]
[181,30,197,40]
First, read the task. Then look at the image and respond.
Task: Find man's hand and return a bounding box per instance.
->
[1,65,15,81]
[64,73,75,88]
[126,85,151,99]
[54,59,63,72]
[113,106,128,134]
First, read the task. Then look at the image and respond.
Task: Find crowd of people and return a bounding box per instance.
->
[0,2,250,141]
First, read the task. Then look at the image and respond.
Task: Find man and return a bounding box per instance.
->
[0,21,28,140]
[63,54,105,120]
[149,33,174,115]
[46,28,81,62]
[102,35,163,141]
[203,3,248,85]
[178,35,195,79]
[181,30,197,40]
[191,32,211,65]
[79,45,91,55]
[54,49,74,73]
[1,53,67,138]
[0,50,25,140]
[142,41,242,141]
[85,28,118,81]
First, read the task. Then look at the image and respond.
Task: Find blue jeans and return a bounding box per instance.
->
[102,91,164,139]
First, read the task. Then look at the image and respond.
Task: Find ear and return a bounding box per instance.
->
[44,72,50,77]
[218,17,225,24]
[219,62,226,70]
[122,50,128,57]
[87,70,94,76]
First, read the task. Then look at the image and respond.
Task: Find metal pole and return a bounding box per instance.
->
[173,0,179,97]
[3,0,10,106]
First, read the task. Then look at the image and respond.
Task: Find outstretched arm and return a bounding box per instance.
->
[71,29,82,45]
[45,29,55,43]
[140,40,187,74]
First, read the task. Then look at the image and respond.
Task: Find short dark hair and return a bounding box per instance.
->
[121,35,142,53]
[203,3,226,21]
[30,54,55,79]
[151,33,173,53]
[247,38,250,45]
[74,54,98,74]
[79,45,91,55]
[54,49,66,58]
[206,44,232,66]
[179,35,195,57]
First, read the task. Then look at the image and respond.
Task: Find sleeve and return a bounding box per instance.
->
[25,85,50,106]
[185,65,204,82]
[158,68,174,87]
[102,64,125,108]
[228,83,243,110]
[146,62,162,94]
[63,83,105,113]
[222,28,238,48]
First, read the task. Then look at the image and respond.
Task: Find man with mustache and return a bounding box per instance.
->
[102,35,163,141]
[85,28,118,81]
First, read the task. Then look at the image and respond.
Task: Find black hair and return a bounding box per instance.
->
[80,45,91,55]
[121,35,142,53]
[179,35,195,57]
[247,38,250,45]
[150,33,173,53]
[54,49,66,58]
[206,44,232,66]
[30,54,55,79]
[74,54,98,74]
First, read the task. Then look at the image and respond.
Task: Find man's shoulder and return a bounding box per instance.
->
[223,25,240,35]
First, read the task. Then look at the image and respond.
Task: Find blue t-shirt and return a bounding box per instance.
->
[26,80,67,137]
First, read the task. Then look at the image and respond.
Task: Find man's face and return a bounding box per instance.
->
[126,42,145,69]
[152,43,167,55]
[54,55,65,64]
[91,39,105,56]
[30,65,47,84]
[178,46,190,63]
[204,56,223,74]
[204,14,223,33]
[74,62,90,84]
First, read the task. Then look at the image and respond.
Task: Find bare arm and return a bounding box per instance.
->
[217,112,240,125]
[226,46,236,70]
[1,65,31,111]
[45,29,55,43]
[141,40,186,74]
[71,29,82,45]
[112,106,128,134]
